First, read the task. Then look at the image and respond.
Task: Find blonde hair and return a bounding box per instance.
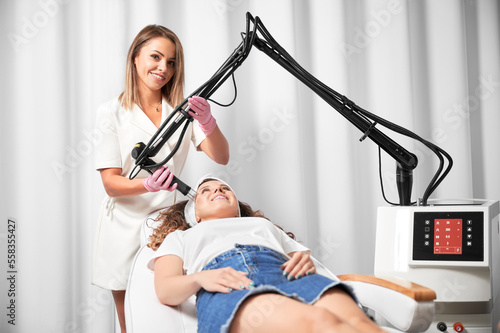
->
[119,25,185,110]
[148,200,295,251]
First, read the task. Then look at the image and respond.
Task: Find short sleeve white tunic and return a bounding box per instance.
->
[93,97,206,290]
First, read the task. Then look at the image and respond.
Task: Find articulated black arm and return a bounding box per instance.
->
[130,12,452,206]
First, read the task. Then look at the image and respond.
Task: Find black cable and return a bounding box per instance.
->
[355,103,453,205]
[207,73,238,107]
[378,147,399,206]
[155,120,192,168]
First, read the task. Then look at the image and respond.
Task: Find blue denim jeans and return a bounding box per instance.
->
[195,244,346,333]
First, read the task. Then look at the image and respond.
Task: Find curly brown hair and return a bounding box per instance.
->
[148,200,295,250]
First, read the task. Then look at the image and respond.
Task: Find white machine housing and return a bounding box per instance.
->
[374,199,500,332]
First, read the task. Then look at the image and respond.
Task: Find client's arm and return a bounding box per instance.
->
[154,255,254,306]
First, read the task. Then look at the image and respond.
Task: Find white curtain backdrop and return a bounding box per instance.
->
[1,0,499,331]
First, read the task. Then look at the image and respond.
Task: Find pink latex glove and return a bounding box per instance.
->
[188,96,217,136]
[143,166,178,192]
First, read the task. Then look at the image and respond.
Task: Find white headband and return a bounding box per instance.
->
[184,175,240,227]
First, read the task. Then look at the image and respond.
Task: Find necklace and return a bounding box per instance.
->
[154,100,162,112]
[140,97,162,112]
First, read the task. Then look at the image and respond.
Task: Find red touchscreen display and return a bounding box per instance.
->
[434,219,462,254]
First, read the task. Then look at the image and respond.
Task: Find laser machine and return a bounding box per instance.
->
[375,199,500,332]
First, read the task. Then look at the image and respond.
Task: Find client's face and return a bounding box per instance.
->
[194,180,239,223]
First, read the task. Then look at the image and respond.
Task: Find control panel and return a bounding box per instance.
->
[412,211,485,262]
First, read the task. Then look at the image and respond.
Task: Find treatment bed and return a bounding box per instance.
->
[124,209,436,332]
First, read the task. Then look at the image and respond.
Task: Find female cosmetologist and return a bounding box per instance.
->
[93,25,229,332]
[148,176,386,333]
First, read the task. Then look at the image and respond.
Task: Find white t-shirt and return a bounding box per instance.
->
[149,217,309,274]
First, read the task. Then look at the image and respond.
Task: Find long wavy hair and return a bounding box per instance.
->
[119,24,185,110]
[148,200,295,250]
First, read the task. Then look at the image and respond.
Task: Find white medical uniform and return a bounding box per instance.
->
[93,97,206,290]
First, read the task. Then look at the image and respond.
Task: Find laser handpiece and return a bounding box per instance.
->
[131,143,196,200]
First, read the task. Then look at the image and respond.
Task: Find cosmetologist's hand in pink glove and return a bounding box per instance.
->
[143,166,178,192]
[188,96,217,136]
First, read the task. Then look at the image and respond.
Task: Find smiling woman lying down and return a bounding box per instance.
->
[148,175,387,333]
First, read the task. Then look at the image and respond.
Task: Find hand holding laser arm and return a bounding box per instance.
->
[143,167,196,198]
[188,96,217,136]
[143,166,178,192]
[189,96,230,164]
[131,143,196,198]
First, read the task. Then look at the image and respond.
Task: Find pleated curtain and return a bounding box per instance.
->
[1,0,499,331]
